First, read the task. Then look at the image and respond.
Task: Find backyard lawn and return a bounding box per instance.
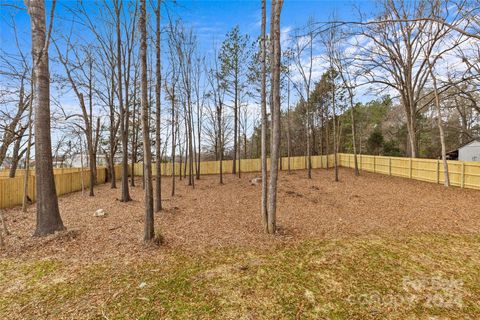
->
[1,168,479,319]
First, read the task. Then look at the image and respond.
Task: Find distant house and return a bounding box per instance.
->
[0,157,13,170]
[447,139,480,161]
[70,153,123,168]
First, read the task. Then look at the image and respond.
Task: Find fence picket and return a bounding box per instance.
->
[1,156,479,210]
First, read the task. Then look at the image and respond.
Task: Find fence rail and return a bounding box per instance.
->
[338,154,480,189]
[1,154,479,210]
[133,153,480,191]
[0,165,124,209]
[0,167,89,178]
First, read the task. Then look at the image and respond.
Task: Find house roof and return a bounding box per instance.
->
[446,138,480,155]
[459,139,480,148]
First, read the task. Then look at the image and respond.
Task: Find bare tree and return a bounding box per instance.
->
[53,39,100,196]
[288,18,315,179]
[428,58,450,186]
[154,0,162,211]
[0,78,29,167]
[176,27,196,187]
[207,47,226,184]
[114,0,131,202]
[165,71,178,195]
[8,124,28,178]
[27,0,64,236]
[22,85,33,212]
[323,24,341,182]
[165,16,183,195]
[0,17,31,169]
[260,0,268,228]
[78,2,120,189]
[267,0,283,234]
[193,56,206,180]
[139,0,154,241]
[329,23,359,176]
[355,0,467,157]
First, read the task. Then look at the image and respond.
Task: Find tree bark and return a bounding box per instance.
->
[109,66,117,188]
[287,79,291,174]
[332,79,339,182]
[131,79,137,187]
[260,0,268,228]
[28,0,64,236]
[267,0,283,235]
[217,99,224,184]
[428,60,449,186]
[155,0,162,211]
[22,91,33,213]
[115,0,131,202]
[349,93,359,176]
[140,0,154,241]
[9,127,27,178]
[171,83,176,197]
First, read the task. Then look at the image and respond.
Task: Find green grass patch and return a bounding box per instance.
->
[1,233,479,319]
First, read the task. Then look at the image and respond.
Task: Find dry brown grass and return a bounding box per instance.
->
[2,168,479,261]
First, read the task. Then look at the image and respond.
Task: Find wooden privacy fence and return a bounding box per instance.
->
[133,155,337,177]
[0,165,125,209]
[134,153,480,190]
[0,167,86,178]
[1,154,479,209]
[337,153,480,190]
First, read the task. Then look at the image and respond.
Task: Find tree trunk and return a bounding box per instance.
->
[187,99,194,187]
[115,0,131,202]
[9,128,27,178]
[88,57,98,190]
[260,0,268,228]
[131,76,137,187]
[80,136,85,195]
[287,80,291,174]
[218,100,224,184]
[306,99,312,179]
[140,0,154,241]
[28,0,64,236]
[88,146,95,196]
[332,83,339,182]
[267,0,283,235]
[109,67,117,188]
[233,85,238,175]
[130,115,136,187]
[325,105,330,169]
[349,93,359,176]
[155,0,162,211]
[428,61,449,186]
[196,103,201,179]
[22,93,33,213]
[171,87,176,196]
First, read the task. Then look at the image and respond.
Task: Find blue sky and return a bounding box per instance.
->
[0,0,380,150]
[167,0,377,55]
[1,0,378,62]
[0,0,379,115]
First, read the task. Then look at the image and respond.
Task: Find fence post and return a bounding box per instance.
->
[436,160,440,184]
[409,158,413,179]
[389,157,392,176]
[373,156,376,173]
[461,162,465,188]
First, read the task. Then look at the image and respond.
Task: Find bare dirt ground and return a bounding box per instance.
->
[1,168,479,261]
